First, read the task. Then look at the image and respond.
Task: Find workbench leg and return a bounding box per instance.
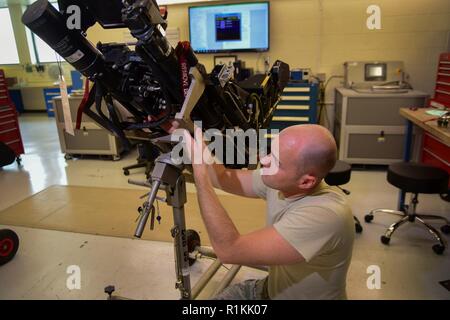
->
[398,120,413,211]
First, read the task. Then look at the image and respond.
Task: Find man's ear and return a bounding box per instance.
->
[297,174,317,190]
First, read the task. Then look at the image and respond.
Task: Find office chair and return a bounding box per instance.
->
[325,160,363,233]
[122,143,158,178]
[365,162,450,255]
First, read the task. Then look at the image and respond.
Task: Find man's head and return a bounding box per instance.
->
[260,124,337,197]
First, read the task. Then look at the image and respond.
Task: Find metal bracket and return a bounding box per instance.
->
[175,66,205,133]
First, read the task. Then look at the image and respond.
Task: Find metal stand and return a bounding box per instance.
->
[106,147,266,300]
[133,152,192,299]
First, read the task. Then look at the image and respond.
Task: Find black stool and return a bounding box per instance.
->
[325,160,362,233]
[365,162,450,255]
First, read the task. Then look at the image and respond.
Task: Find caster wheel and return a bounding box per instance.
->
[16,156,22,166]
[355,223,363,234]
[380,235,390,245]
[432,244,445,255]
[64,154,73,160]
[186,229,201,266]
[440,225,450,234]
[123,169,130,176]
[112,155,120,161]
[364,214,374,223]
[0,229,19,266]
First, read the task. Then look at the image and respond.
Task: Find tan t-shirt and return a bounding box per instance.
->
[252,169,355,300]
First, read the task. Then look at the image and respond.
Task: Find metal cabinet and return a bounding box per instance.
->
[53,95,123,160]
[0,70,24,162]
[334,87,428,165]
[269,82,318,132]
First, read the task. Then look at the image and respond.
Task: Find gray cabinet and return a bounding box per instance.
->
[53,95,123,160]
[334,88,428,165]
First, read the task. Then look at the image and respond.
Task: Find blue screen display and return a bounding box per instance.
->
[189,2,269,53]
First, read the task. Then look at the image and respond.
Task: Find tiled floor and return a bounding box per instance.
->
[0,114,449,299]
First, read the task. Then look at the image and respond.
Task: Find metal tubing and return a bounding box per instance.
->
[191,259,222,299]
[134,180,161,238]
[212,265,241,297]
[197,246,217,259]
[172,205,191,299]
[128,179,151,187]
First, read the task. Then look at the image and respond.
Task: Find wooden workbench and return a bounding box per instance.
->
[400,107,450,146]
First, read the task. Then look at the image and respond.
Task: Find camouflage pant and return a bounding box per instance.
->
[212,278,270,300]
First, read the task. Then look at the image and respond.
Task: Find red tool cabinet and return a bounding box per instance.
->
[0,69,24,164]
[421,53,450,183]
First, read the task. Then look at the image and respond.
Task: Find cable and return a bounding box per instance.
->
[317,75,344,127]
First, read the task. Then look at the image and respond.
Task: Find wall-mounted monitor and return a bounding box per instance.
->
[189,2,269,54]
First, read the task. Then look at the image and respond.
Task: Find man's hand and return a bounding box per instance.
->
[184,126,210,178]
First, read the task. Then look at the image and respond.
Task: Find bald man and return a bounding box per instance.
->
[183,124,355,300]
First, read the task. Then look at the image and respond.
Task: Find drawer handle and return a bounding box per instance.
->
[436,89,450,96]
[0,127,17,134]
[272,116,309,122]
[281,96,310,101]
[284,87,310,93]
[5,139,20,145]
[377,131,385,143]
[0,120,15,125]
[423,148,450,167]
[276,105,309,110]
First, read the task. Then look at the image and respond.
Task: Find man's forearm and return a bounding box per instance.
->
[206,163,227,189]
[194,171,240,261]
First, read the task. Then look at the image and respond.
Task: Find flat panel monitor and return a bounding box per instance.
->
[189,2,269,54]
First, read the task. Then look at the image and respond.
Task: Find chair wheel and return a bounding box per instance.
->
[380,235,390,245]
[0,229,19,266]
[440,225,450,234]
[364,214,374,223]
[123,169,130,176]
[432,244,445,255]
[355,223,363,233]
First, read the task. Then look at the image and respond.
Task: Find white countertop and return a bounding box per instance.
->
[336,87,429,98]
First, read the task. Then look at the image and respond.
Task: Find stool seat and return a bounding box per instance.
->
[325,160,351,186]
[387,162,448,194]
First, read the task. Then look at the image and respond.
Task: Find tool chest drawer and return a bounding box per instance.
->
[269,82,318,131]
[0,69,25,159]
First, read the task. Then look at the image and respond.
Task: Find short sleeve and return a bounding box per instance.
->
[252,169,268,199]
[273,206,342,262]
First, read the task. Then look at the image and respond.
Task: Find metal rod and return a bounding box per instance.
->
[134,180,161,238]
[191,259,222,299]
[212,265,241,297]
[128,179,151,187]
[197,246,217,259]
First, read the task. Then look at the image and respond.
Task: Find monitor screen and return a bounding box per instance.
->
[365,63,387,81]
[189,2,269,54]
